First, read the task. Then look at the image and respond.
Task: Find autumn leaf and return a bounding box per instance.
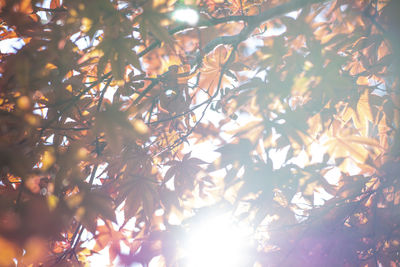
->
[198,45,232,96]
[78,192,117,234]
[117,175,158,222]
[164,153,208,195]
[93,222,125,263]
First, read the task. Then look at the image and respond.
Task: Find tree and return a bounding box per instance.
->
[0,0,399,266]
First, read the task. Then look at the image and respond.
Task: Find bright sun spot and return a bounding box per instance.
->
[184,214,253,267]
[172,8,199,26]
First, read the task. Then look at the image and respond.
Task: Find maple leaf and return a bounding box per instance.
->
[198,45,233,96]
[164,153,208,195]
[75,192,117,234]
[93,222,127,263]
[116,175,158,222]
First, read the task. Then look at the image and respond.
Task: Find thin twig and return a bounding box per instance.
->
[34,6,67,12]
[97,78,112,112]
[131,79,159,106]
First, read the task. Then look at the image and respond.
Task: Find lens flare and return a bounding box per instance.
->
[184,214,253,267]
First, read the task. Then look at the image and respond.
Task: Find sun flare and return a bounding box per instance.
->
[183,214,253,267]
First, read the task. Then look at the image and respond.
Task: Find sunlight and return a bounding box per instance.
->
[172,8,199,26]
[183,213,253,267]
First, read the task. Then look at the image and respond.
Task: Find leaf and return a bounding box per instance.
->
[356,89,373,136]
[93,225,112,252]
[163,165,177,184]
[118,176,158,222]
[77,192,117,234]
[50,0,61,9]
[163,153,208,195]
[342,136,383,150]
[198,45,232,95]
[326,137,369,164]
[134,2,174,48]
[186,157,208,165]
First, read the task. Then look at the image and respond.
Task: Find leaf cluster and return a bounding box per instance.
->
[0,0,400,266]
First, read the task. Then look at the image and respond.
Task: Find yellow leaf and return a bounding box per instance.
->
[377,41,390,61]
[41,150,55,171]
[307,113,322,137]
[66,193,84,209]
[0,237,19,266]
[47,195,59,211]
[8,174,21,183]
[394,109,400,129]
[24,114,39,126]
[20,0,32,13]
[343,136,380,147]
[81,17,92,33]
[337,138,369,163]
[343,136,383,156]
[76,147,89,160]
[131,119,149,135]
[341,106,354,125]
[17,96,30,110]
[45,62,57,70]
[75,207,86,221]
[23,237,46,265]
[110,80,125,87]
[356,89,373,135]
[356,76,369,85]
[325,136,369,163]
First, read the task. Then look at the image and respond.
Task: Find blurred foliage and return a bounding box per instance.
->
[0,0,400,266]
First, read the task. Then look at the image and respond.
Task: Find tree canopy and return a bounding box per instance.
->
[0,0,399,266]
